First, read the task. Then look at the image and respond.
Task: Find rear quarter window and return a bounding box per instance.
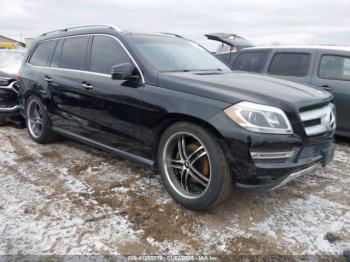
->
[232,51,267,73]
[268,52,311,77]
[29,40,56,67]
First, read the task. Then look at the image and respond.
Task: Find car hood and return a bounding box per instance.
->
[0,66,18,78]
[157,71,332,112]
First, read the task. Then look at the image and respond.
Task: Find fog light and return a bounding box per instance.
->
[250,151,295,160]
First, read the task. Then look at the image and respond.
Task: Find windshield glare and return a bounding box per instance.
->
[0,50,25,69]
[129,35,230,72]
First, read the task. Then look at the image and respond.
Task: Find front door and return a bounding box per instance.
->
[75,35,149,158]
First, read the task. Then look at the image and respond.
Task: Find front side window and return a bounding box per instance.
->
[268,52,311,77]
[90,35,130,74]
[29,40,56,67]
[232,51,267,73]
[60,36,89,70]
[129,35,230,72]
[319,55,350,81]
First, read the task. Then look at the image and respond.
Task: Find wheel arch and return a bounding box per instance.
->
[152,113,226,168]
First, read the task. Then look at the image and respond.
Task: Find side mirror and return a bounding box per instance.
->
[111,63,140,82]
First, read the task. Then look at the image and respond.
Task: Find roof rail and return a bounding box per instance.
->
[160,32,186,39]
[40,24,122,37]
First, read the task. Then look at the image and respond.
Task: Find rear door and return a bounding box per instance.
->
[264,50,315,85]
[48,35,90,133]
[311,51,350,134]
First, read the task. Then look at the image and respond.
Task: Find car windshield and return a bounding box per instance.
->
[0,50,25,71]
[129,35,230,72]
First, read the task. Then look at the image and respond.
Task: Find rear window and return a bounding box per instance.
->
[319,55,350,81]
[60,36,89,70]
[268,52,311,77]
[29,40,56,67]
[232,51,267,73]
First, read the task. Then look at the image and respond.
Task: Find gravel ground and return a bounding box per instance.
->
[0,125,349,256]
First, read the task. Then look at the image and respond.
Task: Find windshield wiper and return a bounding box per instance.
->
[196,68,223,71]
[163,68,225,73]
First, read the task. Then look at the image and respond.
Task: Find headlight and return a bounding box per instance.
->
[0,77,11,86]
[224,101,293,134]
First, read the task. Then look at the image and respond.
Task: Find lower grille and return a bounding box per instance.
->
[300,103,336,136]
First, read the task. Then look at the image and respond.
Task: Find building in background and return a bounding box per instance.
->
[0,35,25,49]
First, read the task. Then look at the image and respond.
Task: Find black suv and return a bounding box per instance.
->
[18,25,336,210]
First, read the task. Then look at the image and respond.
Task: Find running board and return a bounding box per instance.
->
[52,127,154,167]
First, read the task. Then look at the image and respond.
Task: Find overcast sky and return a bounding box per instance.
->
[1,0,350,50]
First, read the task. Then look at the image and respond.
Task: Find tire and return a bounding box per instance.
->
[157,122,233,211]
[25,95,57,144]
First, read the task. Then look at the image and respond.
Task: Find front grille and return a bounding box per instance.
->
[300,103,336,137]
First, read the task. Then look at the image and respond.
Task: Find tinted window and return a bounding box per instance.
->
[268,53,311,77]
[90,35,130,74]
[29,40,56,66]
[319,55,350,81]
[60,37,89,70]
[216,43,236,54]
[129,35,230,72]
[232,51,267,72]
[50,39,63,68]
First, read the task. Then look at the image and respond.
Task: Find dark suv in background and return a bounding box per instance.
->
[207,33,350,137]
[17,25,336,210]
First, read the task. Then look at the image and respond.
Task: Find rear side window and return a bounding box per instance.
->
[268,52,311,77]
[90,35,130,74]
[50,39,64,68]
[319,55,350,81]
[29,40,56,66]
[60,36,89,70]
[232,51,267,73]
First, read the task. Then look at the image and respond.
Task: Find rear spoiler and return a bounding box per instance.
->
[205,33,254,50]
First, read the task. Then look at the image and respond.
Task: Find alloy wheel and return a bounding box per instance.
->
[163,132,212,199]
[27,100,44,138]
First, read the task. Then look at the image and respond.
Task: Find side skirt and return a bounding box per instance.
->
[52,127,154,167]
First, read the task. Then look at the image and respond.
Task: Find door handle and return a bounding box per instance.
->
[44,75,53,83]
[81,82,93,90]
[321,85,333,91]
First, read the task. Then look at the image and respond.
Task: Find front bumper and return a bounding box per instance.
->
[236,163,320,192]
[208,111,336,193]
[230,138,336,192]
